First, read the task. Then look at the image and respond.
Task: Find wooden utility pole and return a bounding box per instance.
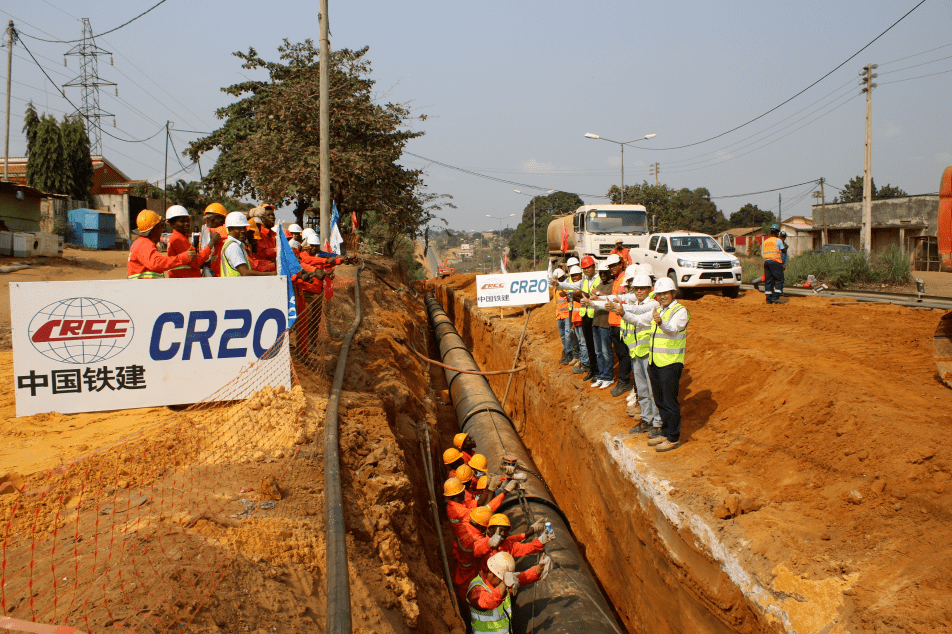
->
[861,63,877,254]
[650,162,659,186]
[778,193,782,223]
[318,1,331,247]
[819,177,827,246]
[163,121,169,213]
[4,21,13,182]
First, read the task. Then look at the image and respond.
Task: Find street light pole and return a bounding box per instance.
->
[584,132,656,204]
[514,189,554,269]
[486,213,514,272]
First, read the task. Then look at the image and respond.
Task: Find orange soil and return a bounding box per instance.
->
[437,273,952,634]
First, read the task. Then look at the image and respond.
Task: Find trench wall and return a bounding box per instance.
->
[432,285,787,634]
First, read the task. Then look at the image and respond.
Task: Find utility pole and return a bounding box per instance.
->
[318,2,331,248]
[860,62,877,254]
[163,121,169,213]
[4,21,12,182]
[778,193,781,224]
[650,162,659,186]
[819,177,827,246]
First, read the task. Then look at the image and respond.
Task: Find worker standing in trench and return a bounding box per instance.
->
[466,551,551,633]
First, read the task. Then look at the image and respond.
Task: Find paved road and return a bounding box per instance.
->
[916,271,952,297]
[418,241,440,277]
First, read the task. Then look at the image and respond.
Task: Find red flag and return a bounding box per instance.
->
[560,220,569,253]
[351,211,358,232]
[323,239,331,252]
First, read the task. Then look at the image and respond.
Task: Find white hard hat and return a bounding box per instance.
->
[301,227,317,239]
[288,224,303,233]
[605,253,622,266]
[306,233,321,246]
[622,264,639,281]
[654,277,677,294]
[165,205,189,220]
[565,257,580,267]
[568,265,582,275]
[552,268,565,279]
[631,273,653,288]
[225,211,248,228]
[487,552,515,579]
[596,260,609,272]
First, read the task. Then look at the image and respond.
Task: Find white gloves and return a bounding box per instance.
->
[529,519,546,534]
[488,533,503,547]
[512,472,527,482]
[538,554,552,580]
[503,479,518,493]
[503,571,520,596]
[538,529,555,545]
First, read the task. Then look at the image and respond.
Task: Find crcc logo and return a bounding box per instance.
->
[28,298,134,365]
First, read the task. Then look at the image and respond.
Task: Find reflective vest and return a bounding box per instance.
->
[556,292,570,319]
[622,293,656,358]
[649,302,689,367]
[220,236,247,277]
[608,275,626,327]
[581,276,596,317]
[762,236,782,263]
[571,298,583,325]
[128,270,164,279]
[468,574,512,633]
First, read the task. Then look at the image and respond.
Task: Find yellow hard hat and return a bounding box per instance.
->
[453,433,469,450]
[455,464,473,484]
[468,454,488,472]
[443,477,465,497]
[470,506,492,527]
[204,202,227,217]
[475,475,489,491]
[443,448,462,465]
[136,210,162,234]
[488,513,511,528]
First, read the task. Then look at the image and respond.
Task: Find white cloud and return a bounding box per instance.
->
[520,157,558,172]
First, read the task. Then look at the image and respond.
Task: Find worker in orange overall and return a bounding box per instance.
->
[452,506,493,603]
[165,206,220,278]
[454,465,477,502]
[473,513,552,574]
[454,432,477,464]
[443,448,466,480]
[610,238,632,265]
[250,204,278,267]
[246,218,277,272]
[605,253,633,397]
[127,210,195,279]
[443,478,506,539]
[763,224,786,304]
[203,202,230,276]
[466,551,551,630]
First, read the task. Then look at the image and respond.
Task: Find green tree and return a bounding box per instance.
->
[729,203,775,228]
[507,191,584,260]
[876,183,908,199]
[167,179,205,212]
[833,175,908,202]
[608,181,728,233]
[23,104,92,199]
[61,117,93,200]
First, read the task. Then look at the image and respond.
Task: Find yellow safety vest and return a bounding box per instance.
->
[127,271,164,279]
[467,575,512,633]
[622,292,656,358]
[581,275,596,318]
[649,302,689,367]
[220,237,244,277]
[762,236,782,263]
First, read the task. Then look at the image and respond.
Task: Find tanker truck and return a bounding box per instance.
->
[546,204,649,263]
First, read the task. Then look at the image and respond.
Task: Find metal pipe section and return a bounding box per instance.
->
[325,262,365,634]
[425,294,622,634]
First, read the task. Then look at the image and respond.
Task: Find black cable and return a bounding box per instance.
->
[879,53,952,75]
[167,132,191,172]
[879,67,952,84]
[880,41,952,66]
[623,0,928,151]
[16,0,170,43]
[709,180,819,200]
[171,128,213,135]
[18,34,166,144]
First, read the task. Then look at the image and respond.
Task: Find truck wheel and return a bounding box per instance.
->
[667,272,684,300]
[722,286,740,298]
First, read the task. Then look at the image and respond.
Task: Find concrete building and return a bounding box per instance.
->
[714,217,814,257]
[4,155,140,196]
[0,181,69,232]
[810,195,939,268]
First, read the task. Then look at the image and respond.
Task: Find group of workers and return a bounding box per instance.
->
[441,433,553,630]
[126,203,357,334]
[551,254,690,453]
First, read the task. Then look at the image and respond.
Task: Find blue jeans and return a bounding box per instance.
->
[557,318,573,356]
[574,324,589,366]
[631,354,661,427]
[593,326,614,382]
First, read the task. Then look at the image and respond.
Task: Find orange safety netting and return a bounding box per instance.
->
[0,274,356,633]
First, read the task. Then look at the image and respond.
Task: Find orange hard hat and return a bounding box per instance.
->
[455,464,473,484]
[136,210,162,233]
[204,202,227,217]
[443,477,465,497]
[470,506,492,527]
[468,454,488,472]
[453,433,469,450]
[443,448,462,465]
[247,218,261,240]
[475,475,489,491]
[488,513,511,528]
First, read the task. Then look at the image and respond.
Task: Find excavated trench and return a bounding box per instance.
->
[429,282,787,634]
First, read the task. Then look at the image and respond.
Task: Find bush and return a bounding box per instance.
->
[784,246,910,288]
[872,245,911,285]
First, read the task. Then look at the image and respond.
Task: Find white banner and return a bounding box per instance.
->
[476,271,550,308]
[11,277,291,417]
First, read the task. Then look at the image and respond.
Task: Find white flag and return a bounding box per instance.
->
[329,222,344,254]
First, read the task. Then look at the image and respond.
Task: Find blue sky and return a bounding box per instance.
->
[5,0,951,230]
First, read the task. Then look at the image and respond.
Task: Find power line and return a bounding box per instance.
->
[624,0,927,151]
[879,67,952,84]
[16,0,170,43]
[878,53,952,75]
[880,41,952,66]
[709,180,819,200]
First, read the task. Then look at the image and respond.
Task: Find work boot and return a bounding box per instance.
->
[582,369,596,382]
[628,422,651,434]
[655,440,681,453]
[573,364,588,375]
[570,358,580,367]
[647,427,664,439]
[610,381,632,398]
[559,352,572,365]
[647,435,666,446]
[626,404,641,417]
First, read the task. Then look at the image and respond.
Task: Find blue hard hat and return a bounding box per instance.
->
[769,224,780,232]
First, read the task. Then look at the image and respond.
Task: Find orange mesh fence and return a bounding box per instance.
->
[0,272,357,633]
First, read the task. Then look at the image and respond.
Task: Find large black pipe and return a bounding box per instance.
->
[425,294,622,634]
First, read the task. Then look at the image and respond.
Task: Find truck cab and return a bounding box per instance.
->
[548,204,649,262]
[629,231,742,298]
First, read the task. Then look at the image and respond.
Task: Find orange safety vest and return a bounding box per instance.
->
[556,292,570,319]
[608,274,626,326]
[763,236,782,263]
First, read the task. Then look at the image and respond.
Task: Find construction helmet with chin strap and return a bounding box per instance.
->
[136,210,162,234]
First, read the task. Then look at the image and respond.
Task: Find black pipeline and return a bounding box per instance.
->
[425,294,622,634]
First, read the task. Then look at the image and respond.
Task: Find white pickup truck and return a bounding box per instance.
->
[628,231,742,298]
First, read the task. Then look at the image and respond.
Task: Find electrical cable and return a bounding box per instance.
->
[878,53,952,75]
[16,0,170,43]
[709,180,819,200]
[879,41,952,66]
[621,0,927,151]
[879,67,952,84]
